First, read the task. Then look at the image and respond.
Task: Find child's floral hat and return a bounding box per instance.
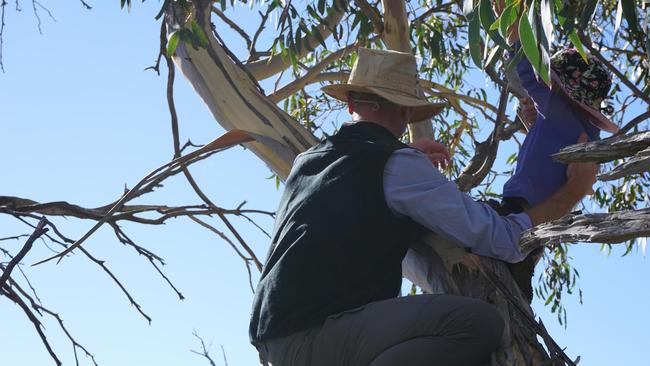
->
[550,48,619,133]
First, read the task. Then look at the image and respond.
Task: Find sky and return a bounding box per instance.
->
[1,1,649,366]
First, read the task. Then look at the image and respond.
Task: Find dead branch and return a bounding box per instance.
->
[212,6,251,51]
[520,208,650,252]
[553,131,650,164]
[598,146,650,181]
[0,217,47,289]
[190,330,217,366]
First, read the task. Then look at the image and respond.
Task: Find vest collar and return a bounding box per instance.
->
[339,121,401,143]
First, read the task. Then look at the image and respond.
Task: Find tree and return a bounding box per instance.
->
[1,0,649,365]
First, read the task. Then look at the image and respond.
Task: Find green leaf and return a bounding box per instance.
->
[154,0,170,20]
[468,9,483,69]
[579,0,598,29]
[190,20,210,48]
[485,46,504,69]
[505,47,524,73]
[498,4,518,38]
[463,0,474,16]
[317,0,326,14]
[568,29,588,62]
[519,9,550,85]
[540,0,554,46]
[166,30,180,57]
[621,0,640,34]
[479,0,512,50]
[614,0,623,34]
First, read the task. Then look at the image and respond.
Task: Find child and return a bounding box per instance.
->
[500,46,617,301]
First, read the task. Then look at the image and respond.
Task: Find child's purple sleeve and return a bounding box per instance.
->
[515,53,553,113]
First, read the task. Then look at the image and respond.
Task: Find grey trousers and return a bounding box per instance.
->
[257,294,504,366]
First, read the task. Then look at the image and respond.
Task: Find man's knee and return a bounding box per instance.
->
[457,299,504,351]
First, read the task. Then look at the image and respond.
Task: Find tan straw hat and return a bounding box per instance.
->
[321,48,446,122]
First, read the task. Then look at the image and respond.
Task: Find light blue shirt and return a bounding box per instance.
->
[384,148,532,263]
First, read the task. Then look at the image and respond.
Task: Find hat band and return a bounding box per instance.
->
[348,81,419,98]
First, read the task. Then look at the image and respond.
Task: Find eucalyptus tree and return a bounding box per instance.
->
[1,0,649,365]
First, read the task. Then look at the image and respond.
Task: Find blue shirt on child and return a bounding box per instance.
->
[502,54,601,206]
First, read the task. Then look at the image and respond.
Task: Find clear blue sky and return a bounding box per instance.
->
[1,1,648,365]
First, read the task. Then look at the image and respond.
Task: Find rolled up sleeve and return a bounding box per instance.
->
[384,149,532,263]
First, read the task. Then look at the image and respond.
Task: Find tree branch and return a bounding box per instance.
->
[246,0,347,80]
[553,131,650,164]
[353,0,383,34]
[268,42,367,102]
[455,87,509,192]
[520,208,650,252]
[0,217,47,289]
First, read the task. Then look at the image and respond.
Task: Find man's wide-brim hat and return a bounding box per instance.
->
[550,48,619,133]
[321,48,446,123]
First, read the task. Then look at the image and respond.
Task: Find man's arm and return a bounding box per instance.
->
[384,141,597,262]
[384,148,533,263]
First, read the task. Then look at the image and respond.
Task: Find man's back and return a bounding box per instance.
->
[249,122,422,343]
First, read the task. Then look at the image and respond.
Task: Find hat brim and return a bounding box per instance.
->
[550,70,619,134]
[321,84,447,123]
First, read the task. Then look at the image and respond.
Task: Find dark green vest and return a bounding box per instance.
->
[249,122,424,343]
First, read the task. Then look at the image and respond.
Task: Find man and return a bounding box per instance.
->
[249,48,597,366]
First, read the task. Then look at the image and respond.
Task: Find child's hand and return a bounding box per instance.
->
[410,138,451,170]
[517,98,537,131]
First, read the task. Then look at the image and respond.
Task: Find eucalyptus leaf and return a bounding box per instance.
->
[621,0,640,34]
[468,9,484,69]
[568,29,588,62]
[154,0,170,20]
[519,11,550,85]
[479,0,512,50]
[579,0,598,29]
[614,0,623,34]
[166,30,180,57]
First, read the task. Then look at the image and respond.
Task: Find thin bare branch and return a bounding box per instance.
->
[455,87,509,192]
[0,217,47,289]
[190,330,217,366]
[212,6,251,50]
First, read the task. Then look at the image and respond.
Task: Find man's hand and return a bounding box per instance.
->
[409,138,451,170]
[566,133,599,196]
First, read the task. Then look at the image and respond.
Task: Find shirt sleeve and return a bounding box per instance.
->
[513,45,553,113]
[383,148,533,263]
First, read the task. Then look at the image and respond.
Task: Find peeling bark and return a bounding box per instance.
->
[553,131,650,164]
[520,208,650,252]
[598,146,650,181]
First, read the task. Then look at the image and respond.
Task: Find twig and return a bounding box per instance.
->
[0,217,47,289]
[617,110,650,135]
[212,6,251,50]
[1,285,62,365]
[190,330,217,366]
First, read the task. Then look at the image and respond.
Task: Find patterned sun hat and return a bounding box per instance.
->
[550,48,619,133]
